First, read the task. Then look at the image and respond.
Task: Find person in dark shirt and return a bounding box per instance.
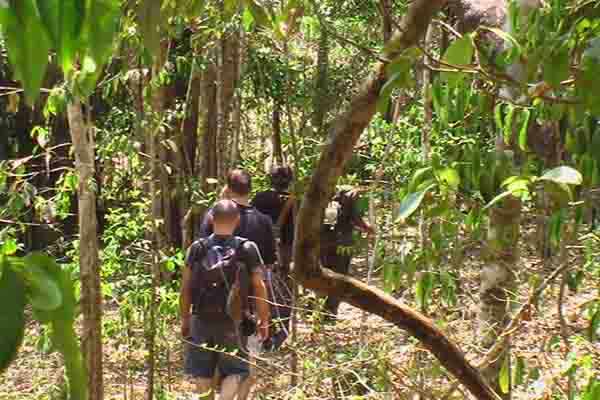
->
[180,199,269,400]
[320,187,374,320]
[251,165,295,275]
[199,169,277,267]
[251,165,295,350]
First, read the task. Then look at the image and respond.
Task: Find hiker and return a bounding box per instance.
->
[198,169,277,398]
[320,187,375,321]
[199,169,277,268]
[251,165,295,349]
[181,199,270,400]
[251,165,295,276]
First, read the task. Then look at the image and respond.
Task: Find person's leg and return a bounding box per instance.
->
[195,377,215,399]
[220,374,244,400]
[323,253,351,318]
[184,316,218,398]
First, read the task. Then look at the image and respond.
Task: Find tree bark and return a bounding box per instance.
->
[67,100,103,400]
[272,101,284,165]
[145,43,169,400]
[217,31,240,176]
[312,26,330,135]
[293,1,499,399]
[480,197,520,399]
[200,59,219,206]
[380,0,394,122]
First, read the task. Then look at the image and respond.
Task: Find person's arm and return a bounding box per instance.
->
[251,270,270,341]
[347,191,375,236]
[180,264,193,338]
[259,214,277,266]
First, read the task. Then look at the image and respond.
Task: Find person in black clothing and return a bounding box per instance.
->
[251,165,295,350]
[181,200,269,400]
[251,165,295,275]
[321,187,374,320]
[199,169,277,267]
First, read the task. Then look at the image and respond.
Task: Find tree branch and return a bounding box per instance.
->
[292,0,500,399]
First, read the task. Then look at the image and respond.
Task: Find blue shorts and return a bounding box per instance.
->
[184,315,249,379]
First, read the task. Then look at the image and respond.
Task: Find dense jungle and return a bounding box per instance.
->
[0,0,599,399]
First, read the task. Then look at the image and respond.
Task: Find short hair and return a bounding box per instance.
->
[212,199,240,222]
[269,165,293,191]
[226,169,252,196]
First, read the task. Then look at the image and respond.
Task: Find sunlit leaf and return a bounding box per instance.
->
[395,184,435,222]
[441,35,474,86]
[36,0,85,73]
[518,109,531,151]
[0,0,51,104]
[499,354,510,394]
[437,167,460,190]
[0,266,26,373]
[539,166,583,186]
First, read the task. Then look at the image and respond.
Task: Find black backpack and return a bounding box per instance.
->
[188,236,251,321]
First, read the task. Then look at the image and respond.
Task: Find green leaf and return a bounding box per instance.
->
[35,0,85,74]
[484,188,521,210]
[1,238,18,256]
[377,69,410,114]
[441,35,474,86]
[513,356,526,386]
[243,0,271,28]
[543,46,570,87]
[499,354,510,394]
[590,309,600,342]
[0,266,26,374]
[82,0,120,66]
[139,0,162,59]
[0,0,51,104]
[395,184,435,222]
[518,109,531,151]
[503,104,515,145]
[436,167,460,190]
[415,271,433,310]
[24,261,63,312]
[539,166,583,186]
[408,167,433,193]
[494,103,504,133]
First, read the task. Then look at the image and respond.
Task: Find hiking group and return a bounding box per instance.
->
[179,167,374,399]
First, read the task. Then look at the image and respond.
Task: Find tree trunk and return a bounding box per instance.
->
[480,196,520,399]
[200,59,219,204]
[272,101,284,165]
[145,43,169,400]
[67,100,103,400]
[217,31,241,176]
[312,26,330,136]
[292,1,499,399]
[381,0,394,122]
[422,24,435,161]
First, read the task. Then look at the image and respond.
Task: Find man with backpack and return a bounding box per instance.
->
[181,199,270,400]
[320,187,375,321]
[199,169,277,268]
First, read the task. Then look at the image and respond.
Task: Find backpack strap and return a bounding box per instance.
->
[232,237,251,319]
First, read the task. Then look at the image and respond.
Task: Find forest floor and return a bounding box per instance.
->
[2,225,599,400]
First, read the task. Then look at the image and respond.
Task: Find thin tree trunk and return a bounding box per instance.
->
[67,100,103,400]
[145,43,169,400]
[201,59,219,204]
[313,26,329,136]
[217,31,241,176]
[381,0,394,122]
[272,101,284,165]
[422,24,435,161]
[480,196,520,399]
